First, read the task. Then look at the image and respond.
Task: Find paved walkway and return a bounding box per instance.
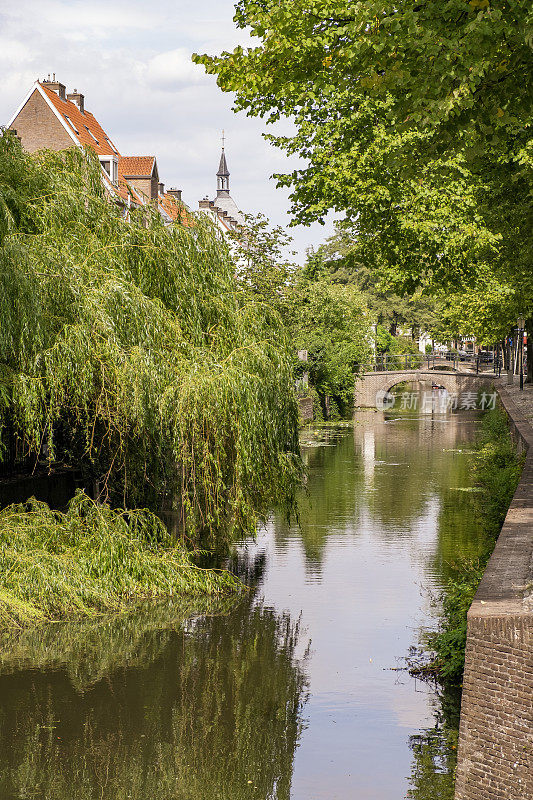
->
[503,381,533,427]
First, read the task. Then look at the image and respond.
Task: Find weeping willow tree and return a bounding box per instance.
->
[0,131,301,547]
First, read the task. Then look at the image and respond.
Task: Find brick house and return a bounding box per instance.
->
[7,75,187,223]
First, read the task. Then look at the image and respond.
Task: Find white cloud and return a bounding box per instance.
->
[145,49,209,91]
[3,0,161,39]
[0,0,335,260]
[0,39,32,65]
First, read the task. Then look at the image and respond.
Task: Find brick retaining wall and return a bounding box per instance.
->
[454,387,533,800]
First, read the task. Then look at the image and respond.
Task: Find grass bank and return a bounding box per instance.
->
[0,490,241,630]
[415,405,524,685]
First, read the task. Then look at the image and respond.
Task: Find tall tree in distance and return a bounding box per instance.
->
[229,213,372,417]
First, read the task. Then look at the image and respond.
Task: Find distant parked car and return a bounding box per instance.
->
[478,351,494,363]
[445,349,469,361]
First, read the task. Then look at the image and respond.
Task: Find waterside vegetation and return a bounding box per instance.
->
[0,491,241,629]
[0,131,308,626]
[417,406,524,685]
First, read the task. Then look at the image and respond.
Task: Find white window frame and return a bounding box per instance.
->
[64,115,79,134]
[99,155,118,185]
[84,126,99,146]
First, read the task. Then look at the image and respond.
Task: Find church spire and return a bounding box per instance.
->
[217,130,230,195]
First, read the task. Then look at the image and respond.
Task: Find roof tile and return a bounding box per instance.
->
[118,156,155,178]
[40,83,120,157]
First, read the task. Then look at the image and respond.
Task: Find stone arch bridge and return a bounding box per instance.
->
[354,369,499,408]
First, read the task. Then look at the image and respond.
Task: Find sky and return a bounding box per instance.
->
[0,0,336,262]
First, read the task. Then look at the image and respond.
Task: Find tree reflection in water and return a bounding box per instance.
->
[0,590,309,800]
[0,419,486,799]
[407,684,461,800]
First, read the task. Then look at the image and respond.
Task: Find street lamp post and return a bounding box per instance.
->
[517,315,525,391]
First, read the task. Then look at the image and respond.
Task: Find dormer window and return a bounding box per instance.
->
[99,155,118,185]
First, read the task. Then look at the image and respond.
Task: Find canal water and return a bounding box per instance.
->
[0,411,488,800]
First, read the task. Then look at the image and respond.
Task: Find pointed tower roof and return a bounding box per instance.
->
[200,131,245,227]
[217,149,229,177]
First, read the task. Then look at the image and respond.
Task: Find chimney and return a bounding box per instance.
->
[167,188,182,201]
[42,74,66,100]
[198,197,211,209]
[67,89,85,113]
[158,182,165,196]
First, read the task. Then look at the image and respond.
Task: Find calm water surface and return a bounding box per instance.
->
[0,412,488,800]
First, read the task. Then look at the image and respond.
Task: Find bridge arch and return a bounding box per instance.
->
[354,370,498,409]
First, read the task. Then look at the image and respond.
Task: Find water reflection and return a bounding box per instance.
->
[406,685,461,800]
[261,416,484,798]
[0,414,486,799]
[0,595,308,800]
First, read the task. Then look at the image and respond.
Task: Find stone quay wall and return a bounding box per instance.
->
[298,396,314,423]
[455,386,533,800]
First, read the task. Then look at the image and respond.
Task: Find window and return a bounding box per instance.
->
[99,156,118,185]
[85,126,99,145]
[104,137,119,155]
[64,115,79,134]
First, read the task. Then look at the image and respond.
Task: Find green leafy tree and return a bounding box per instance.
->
[316,231,441,337]
[290,275,372,415]
[229,212,298,315]
[194,2,533,369]
[229,214,372,417]
[0,132,302,546]
[194,1,532,228]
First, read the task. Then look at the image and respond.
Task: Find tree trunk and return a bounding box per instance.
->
[526,316,533,383]
[503,337,510,370]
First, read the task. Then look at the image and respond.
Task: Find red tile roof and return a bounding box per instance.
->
[39,83,120,157]
[118,156,155,178]
[36,83,189,224]
[159,193,193,225]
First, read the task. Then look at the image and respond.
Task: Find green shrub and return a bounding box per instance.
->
[426,561,485,683]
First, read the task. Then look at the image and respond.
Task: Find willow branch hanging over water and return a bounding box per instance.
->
[0,492,241,628]
[0,132,302,547]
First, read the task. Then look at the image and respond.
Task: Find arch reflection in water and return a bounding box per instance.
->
[0,594,309,800]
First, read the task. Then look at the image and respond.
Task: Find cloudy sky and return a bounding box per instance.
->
[0,0,335,261]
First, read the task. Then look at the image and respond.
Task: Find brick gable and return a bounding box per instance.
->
[10,88,75,154]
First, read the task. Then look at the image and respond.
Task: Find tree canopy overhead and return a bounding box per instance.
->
[194,1,533,339]
[195,1,532,145]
